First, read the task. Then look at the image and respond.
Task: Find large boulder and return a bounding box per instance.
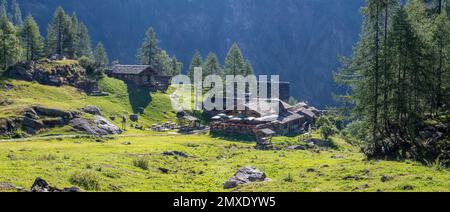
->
[33,106,74,120]
[82,106,103,116]
[22,117,44,134]
[30,178,81,192]
[70,115,122,136]
[224,166,270,189]
[130,114,139,122]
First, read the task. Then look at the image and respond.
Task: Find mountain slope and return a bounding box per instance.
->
[18,0,364,107]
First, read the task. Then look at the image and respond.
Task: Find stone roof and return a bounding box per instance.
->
[110,65,163,75]
[258,128,276,136]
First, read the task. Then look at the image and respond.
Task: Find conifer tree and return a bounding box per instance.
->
[21,15,44,61]
[10,0,22,26]
[203,52,221,77]
[94,42,109,68]
[137,27,161,67]
[0,17,21,70]
[46,7,70,56]
[188,50,203,81]
[224,43,245,76]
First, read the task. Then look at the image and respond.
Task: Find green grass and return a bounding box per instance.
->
[0,77,176,134]
[0,134,448,192]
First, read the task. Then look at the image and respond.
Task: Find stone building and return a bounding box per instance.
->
[108,65,171,91]
[209,98,319,137]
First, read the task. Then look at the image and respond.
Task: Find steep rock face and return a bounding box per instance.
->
[4,60,86,88]
[20,0,364,106]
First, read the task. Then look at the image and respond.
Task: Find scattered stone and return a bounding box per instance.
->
[223,166,270,189]
[82,106,103,116]
[159,167,170,174]
[343,175,364,181]
[401,185,414,191]
[1,83,14,91]
[70,115,122,136]
[381,175,394,182]
[0,182,21,191]
[306,168,317,173]
[360,184,369,190]
[130,114,139,122]
[122,141,132,145]
[322,165,330,168]
[331,155,344,159]
[30,178,82,192]
[304,138,333,147]
[162,151,189,158]
[109,116,116,121]
[288,145,307,150]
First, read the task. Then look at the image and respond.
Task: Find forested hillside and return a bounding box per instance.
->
[335,0,450,165]
[17,0,365,106]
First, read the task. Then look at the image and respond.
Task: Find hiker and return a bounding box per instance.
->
[122,115,127,130]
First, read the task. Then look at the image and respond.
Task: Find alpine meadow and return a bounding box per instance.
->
[0,0,448,199]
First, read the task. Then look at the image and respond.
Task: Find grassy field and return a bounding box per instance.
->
[1,77,449,192]
[0,133,448,192]
[0,77,176,136]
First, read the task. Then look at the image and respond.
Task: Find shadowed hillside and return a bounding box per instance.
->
[18,0,364,107]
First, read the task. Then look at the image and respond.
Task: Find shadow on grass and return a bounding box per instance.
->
[126,84,152,114]
[210,132,256,143]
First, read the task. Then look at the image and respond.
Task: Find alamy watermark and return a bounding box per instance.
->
[170,67,281,114]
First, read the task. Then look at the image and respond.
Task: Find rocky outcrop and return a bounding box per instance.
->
[224,166,270,189]
[4,60,86,88]
[70,115,122,136]
[82,106,103,116]
[1,105,122,137]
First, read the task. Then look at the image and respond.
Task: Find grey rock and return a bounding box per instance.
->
[288,145,307,150]
[33,106,73,119]
[23,108,40,120]
[224,166,270,189]
[82,106,103,116]
[70,115,122,136]
[162,151,189,158]
[22,117,44,134]
[30,178,82,192]
[305,138,333,147]
[381,175,394,182]
[130,114,139,122]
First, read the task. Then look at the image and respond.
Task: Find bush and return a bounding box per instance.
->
[319,124,336,141]
[70,170,101,191]
[133,158,149,170]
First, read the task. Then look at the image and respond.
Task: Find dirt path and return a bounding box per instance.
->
[0,130,209,143]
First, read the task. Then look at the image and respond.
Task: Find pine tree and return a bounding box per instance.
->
[170,56,182,76]
[21,15,44,61]
[188,51,203,81]
[137,27,161,67]
[432,11,450,109]
[224,43,245,76]
[203,52,221,77]
[243,60,255,76]
[0,0,7,21]
[10,0,22,26]
[46,7,70,56]
[0,17,21,70]
[77,22,92,58]
[94,42,109,68]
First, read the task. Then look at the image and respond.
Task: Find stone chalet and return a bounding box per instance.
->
[209,98,321,137]
[107,65,171,91]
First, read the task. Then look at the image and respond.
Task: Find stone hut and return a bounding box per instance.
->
[108,65,171,91]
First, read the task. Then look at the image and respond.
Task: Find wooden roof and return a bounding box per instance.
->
[110,65,164,76]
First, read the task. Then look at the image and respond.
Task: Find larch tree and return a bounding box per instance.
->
[10,0,22,26]
[21,15,44,61]
[203,52,221,78]
[137,27,161,68]
[0,17,21,70]
[224,43,245,76]
[188,50,203,81]
[94,42,109,68]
